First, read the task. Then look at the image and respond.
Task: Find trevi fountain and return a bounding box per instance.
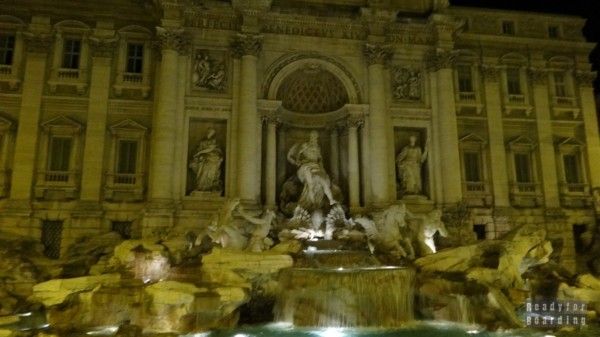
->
[1,130,599,337]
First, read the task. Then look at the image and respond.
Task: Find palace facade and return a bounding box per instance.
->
[0,0,598,271]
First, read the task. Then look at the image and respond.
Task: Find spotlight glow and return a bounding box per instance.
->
[319,327,346,337]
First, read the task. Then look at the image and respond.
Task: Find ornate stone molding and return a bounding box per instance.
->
[425,50,457,72]
[480,65,500,82]
[23,32,52,53]
[231,33,263,58]
[363,43,393,66]
[337,115,364,133]
[155,26,189,53]
[528,68,548,85]
[262,113,282,126]
[89,37,118,58]
[575,71,596,87]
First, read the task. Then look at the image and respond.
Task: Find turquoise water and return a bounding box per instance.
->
[199,322,600,337]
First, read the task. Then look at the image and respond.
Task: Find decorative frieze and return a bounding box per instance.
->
[23,32,52,53]
[231,33,263,58]
[192,50,227,92]
[363,43,393,66]
[391,67,422,101]
[89,37,118,58]
[528,68,548,85]
[262,18,366,40]
[575,71,596,87]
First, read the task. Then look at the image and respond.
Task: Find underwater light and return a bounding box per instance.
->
[319,327,346,337]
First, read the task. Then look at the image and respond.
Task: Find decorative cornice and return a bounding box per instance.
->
[425,50,457,72]
[363,43,393,66]
[88,37,118,58]
[231,33,263,58]
[23,32,52,53]
[575,71,596,87]
[528,68,548,85]
[155,26,189,53]
[480,65,500,82]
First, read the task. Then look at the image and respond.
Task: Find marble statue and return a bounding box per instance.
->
[237,206,277,252]
[207,199,247,250]
[354,204,415,259]
[396,135,428,195]
[287,130,337,210]
[411,209,448,255]
[189,127,223,193]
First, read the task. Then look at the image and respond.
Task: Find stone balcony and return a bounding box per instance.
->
[113,72,151,98]
[48,68,88,95]
[509,182,543,207]
[104,172,145,202]
[559,182,592,208]
[503,94,533,117]
[551,96,581,119]
[0,64,20,90]
[462,181,493,207]
[34,170,79,200]
[455,91,483,115]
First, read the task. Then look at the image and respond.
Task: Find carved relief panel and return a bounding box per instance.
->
[191,49,228,93]
[391,67,423,102]
[186,118,227,196]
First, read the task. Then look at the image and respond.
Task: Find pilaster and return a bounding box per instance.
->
[576,71,600,189]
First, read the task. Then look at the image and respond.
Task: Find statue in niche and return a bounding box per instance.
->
[392,68,421,101]
[396,135,428,196]
[193,51,227,91]
[189,127,223,193]
[286,130,337,210]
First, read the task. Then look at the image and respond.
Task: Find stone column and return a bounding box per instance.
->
[263,115,279,210]
[530,68,560,208]
[79,37,116,202]
[576,71,600,189]
[364,43,393,207]
[10,32,51,202]
[481,65,510,207]
[232,34,262,204]
[148,27,185,203]
[329,126,340,184]
[342,116,363,211]
[429,51,462,204]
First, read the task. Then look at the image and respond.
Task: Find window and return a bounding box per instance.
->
[502,21,515,35]
[116,140,138,184]
[548,25,560,39]
[0,34,15,65]
[457,65,474,93]
[62,39,81,69]
[126,43,144,74]
[42,220,63,259]
[514,153,532,183]
[473,224,486,240]
[506,68,522,95]
[48,137,72,172]
[553,72,568,97]
[463,152,481,182]
[112,221,132,239]
[563,154,581,184]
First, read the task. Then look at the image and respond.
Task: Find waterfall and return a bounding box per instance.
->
[274,266,415,327]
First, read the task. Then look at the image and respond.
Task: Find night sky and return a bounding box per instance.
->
[451,0,600,93]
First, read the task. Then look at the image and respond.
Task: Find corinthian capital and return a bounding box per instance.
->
[480,65,500,82]
[425,49,457,72]
[89,37,118,58]
[156,26,189,53]
[23,32,52,53]
[231,33,263,58]
[575,71,596,87]
[364,43,393,66]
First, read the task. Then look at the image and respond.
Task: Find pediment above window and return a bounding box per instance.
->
[41,116,83,134]
[507,135,537,150]
[556,137,585,151]
[459,133,487,146]
[0,116,14,132]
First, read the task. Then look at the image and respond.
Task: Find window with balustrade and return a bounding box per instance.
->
[550,70,576,107]
[105,119,147,201]
[506,68,522,95]
[507,135,542,207]
[114,26,152,98]
[0,17,24,90]
[35,116,82,200]
[459,133,490,206]
[556,137,589,201]
[48,21,91,94]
